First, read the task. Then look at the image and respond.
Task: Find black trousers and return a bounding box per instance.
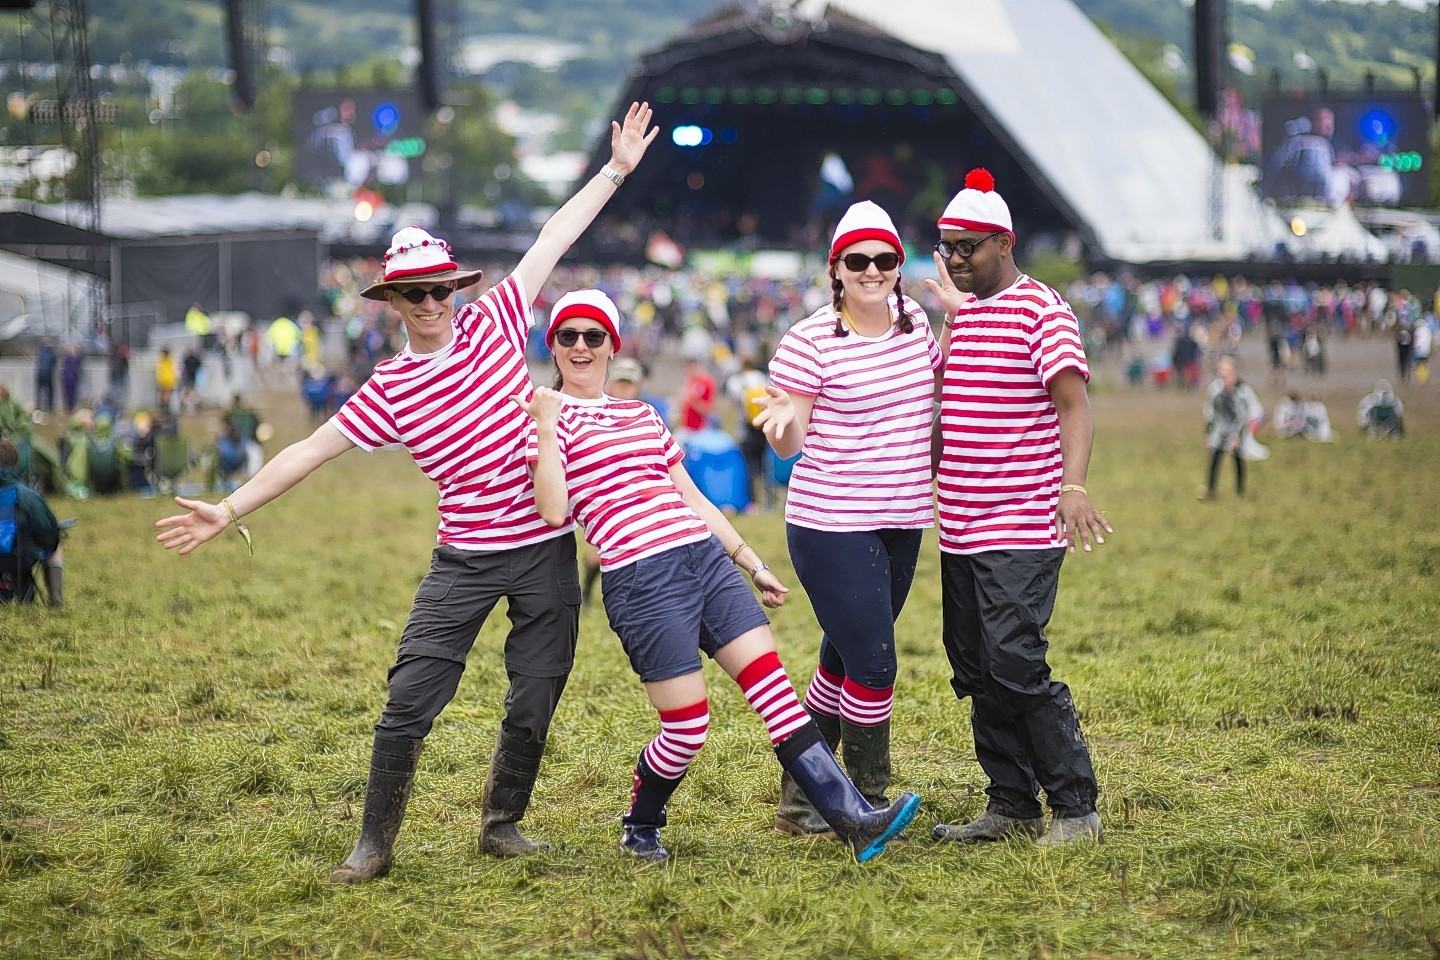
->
[376,533,580,744]
[940,548,1097,820]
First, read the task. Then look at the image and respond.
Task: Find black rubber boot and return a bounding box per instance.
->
[479,732,552,857]
[42,559,63,607]
[774,710,839,837]
[775,722,920,863]
[620,754,685,862]
[329,733,423,884]
[841,717,892,807]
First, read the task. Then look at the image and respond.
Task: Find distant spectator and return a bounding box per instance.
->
[180,347,203,412]
[676,354,716,438]
[1200,356,1264,500]
[154,348,178,410]
[33,339,57,412]
[0,436,64,605]
[1358,380,1404,437]
[60,344,83,413]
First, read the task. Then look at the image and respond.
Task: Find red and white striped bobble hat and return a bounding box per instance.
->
[360,226,484,301]
[546,288,623,352]
[938,168,1014,239]
[828,200,905,265]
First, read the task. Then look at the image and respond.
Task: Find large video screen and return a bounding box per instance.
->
[1261,94,1430,208]
[293,89,427,190]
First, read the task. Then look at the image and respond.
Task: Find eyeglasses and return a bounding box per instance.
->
[936,234,1003,260]
[396,285,454,305]
[554,327,611,348]
[838,252,901,273]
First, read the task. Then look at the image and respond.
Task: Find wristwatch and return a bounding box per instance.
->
[749,560,770,578]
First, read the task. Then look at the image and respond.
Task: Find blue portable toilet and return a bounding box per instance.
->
[682,427,750,512]
[766,447,801,486]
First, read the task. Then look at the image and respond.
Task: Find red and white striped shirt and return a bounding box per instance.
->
[330,275,573,550]
[768,295,941,531]
[525,395,709,571]
[935,274,1088,555]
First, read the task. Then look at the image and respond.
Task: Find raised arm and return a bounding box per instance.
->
[510,102,658,300]
[154,421,355,555]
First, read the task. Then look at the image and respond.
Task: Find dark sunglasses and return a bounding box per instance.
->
[838,252,901,273]
[554,327,611,348]
[936,233,1003,260]
[396,285,454,305]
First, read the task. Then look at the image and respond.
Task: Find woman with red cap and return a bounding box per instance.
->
[751,200,941,838]
[514,288,921,864]
[156,103,658,884]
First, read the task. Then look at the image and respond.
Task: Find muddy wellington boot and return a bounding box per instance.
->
[478,732,552,857]
[620,755,686,862]
[774,710,840,837]
[42,558,63,607]
[841,717,892,808]
[776,723,920,863]
[329,733,424,884]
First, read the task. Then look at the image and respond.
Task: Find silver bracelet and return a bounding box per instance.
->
[599,164,625,187]
[749,560,770,579]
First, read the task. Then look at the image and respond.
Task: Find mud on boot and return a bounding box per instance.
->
[932,809,1043,844]
[330,733,423,885]
[478,732,553,857]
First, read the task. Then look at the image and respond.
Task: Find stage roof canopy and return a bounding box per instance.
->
[586,0,1294,264]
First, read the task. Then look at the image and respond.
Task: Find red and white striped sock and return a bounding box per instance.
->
[802,663,844,720]
[736,651,811,745]
[839,678,894,727]
[640,699,710,781]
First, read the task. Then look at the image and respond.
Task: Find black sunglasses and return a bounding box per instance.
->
[396,285,454,305]
[936,233,1003,260]
[554,327,610,348]
[838,252,901,273]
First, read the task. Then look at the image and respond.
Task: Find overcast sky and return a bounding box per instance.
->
[1232,0,1434,8]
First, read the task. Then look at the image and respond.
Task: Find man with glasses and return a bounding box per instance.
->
[922,168,1112,848]
[156,102,658,883]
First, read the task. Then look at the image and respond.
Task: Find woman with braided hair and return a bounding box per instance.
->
[750,201,941,837]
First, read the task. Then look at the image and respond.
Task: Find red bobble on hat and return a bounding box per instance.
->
[964,167,996,192]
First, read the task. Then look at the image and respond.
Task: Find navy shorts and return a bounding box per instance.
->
[601,536,771,683]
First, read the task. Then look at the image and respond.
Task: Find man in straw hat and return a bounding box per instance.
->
[923,168,1112,848]
[156,102,658,883]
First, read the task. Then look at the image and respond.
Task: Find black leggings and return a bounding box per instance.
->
[1207,448,1245,496]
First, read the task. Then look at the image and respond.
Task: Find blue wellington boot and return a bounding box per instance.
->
[775,723,920,863]
[619,755,685,862]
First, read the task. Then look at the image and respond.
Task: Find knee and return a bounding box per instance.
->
[502,674,567,745]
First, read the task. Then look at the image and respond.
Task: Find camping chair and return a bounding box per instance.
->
[0,485,38,604]
[153,435,199,495]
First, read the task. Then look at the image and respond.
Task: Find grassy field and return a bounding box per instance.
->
[2,339,1439,958]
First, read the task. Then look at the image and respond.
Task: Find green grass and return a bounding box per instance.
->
[2,375,1439,958]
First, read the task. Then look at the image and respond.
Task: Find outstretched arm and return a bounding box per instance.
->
[753,386,814,460]
[154,422,355,555]
[510,102,658,300]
